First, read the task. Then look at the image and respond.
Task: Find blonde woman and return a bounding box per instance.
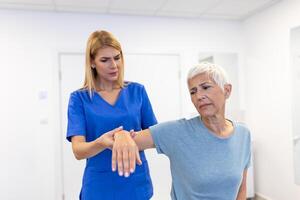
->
[66,30,157,200]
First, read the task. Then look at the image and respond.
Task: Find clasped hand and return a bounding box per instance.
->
[112,130,142,177]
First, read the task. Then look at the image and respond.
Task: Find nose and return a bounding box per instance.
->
[196,91,206,101]
[110,59,118,69]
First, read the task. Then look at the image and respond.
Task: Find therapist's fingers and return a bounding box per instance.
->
[111,126,123,137]
[130,129,137,138]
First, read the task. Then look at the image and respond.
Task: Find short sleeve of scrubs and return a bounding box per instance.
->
[140,86,157,129]
[66,91,86,142]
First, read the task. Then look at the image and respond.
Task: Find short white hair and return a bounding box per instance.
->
[187,62,230,91]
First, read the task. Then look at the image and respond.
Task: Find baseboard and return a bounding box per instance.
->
[255,193,272,200]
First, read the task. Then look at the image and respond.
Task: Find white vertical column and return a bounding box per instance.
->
[292,55,300,185]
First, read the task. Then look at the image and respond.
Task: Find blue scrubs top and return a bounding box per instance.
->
[66,82,157,200]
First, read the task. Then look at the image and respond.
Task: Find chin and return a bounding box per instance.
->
[108,77,118,81]
[198,111,214,118]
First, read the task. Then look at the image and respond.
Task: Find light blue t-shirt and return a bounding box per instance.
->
[150,116,251,200]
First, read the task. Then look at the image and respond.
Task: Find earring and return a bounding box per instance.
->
[91,65,95,69]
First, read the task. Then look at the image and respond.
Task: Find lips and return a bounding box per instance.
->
[109,71,118,76]
[199,103,211,109]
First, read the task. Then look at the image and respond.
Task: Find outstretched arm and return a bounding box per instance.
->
[132,129,155,150]
[112,129,155,177]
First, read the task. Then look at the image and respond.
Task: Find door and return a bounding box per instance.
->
[59,52,181,199]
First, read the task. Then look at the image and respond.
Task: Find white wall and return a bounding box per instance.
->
[0,9,243,200]
[242,0,300,199]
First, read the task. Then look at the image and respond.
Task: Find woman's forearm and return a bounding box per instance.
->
[71,127,122,160]
[72,137,107,160]
[133,129,155,150]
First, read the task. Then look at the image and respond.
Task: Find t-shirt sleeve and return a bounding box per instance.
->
[244,131,251,169]
[149,120,180,156]
[140,86,157,129]
[66,92,86,142]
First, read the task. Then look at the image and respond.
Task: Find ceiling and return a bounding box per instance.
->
[0,0,281,20]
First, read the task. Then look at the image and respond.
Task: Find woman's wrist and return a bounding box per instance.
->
[95,136,107,149]
[115,131,133,144]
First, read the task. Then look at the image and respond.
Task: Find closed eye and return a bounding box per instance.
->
[190,88,197,95]
[201,85,211,90]
[100,59,108,62]
[114,55,121,60]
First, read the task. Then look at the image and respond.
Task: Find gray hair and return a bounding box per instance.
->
[187,62,230,91]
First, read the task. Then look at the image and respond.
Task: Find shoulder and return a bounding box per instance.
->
[150,118,187,132]
[160,118,187,126]
[234,122,251,142]
[124,81,145,90]
[70,88,89,97]
[69,88,91,103]
[124,81,150,98]
[235,122,251,134]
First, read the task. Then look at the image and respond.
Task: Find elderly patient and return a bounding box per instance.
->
[112,62,251,200]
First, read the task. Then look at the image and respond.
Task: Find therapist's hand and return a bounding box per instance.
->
[112,130,142,177]
[95,126,123,150]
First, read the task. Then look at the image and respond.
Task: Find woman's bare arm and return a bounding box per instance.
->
[133,129,155,150]
[71,126,123,160]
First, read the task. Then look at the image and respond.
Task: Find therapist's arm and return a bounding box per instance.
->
[112,129,155,177]
[236,170,248,200]
[71,126,123,160]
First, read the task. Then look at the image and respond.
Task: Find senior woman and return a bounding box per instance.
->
[111,62,251,200]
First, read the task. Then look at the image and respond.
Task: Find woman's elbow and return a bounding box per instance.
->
[72,148,85,160]
[74,153,84,160]
[72,151,82,160]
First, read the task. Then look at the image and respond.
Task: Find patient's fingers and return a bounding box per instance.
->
[117,148,124,176]
[136,148,142,165]
[129,145,136,173]
[123,147,130,177]
[112,147,117,172]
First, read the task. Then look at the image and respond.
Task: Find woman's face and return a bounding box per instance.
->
[92,46,122,83]
[188,73,231,118]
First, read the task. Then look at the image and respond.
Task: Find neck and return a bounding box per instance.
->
[96,78,118,92]
[201,115,232,136]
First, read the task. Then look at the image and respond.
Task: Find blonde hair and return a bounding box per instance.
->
[187,62,230,91]
[83,30,124,97]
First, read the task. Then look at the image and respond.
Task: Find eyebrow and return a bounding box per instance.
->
[199,81,211,86]
[100,53,121,59]
[189,87,197,91]
[189,82,212,90]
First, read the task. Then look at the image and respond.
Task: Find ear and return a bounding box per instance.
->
[224,84,232,99]
[91,61,96,69]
